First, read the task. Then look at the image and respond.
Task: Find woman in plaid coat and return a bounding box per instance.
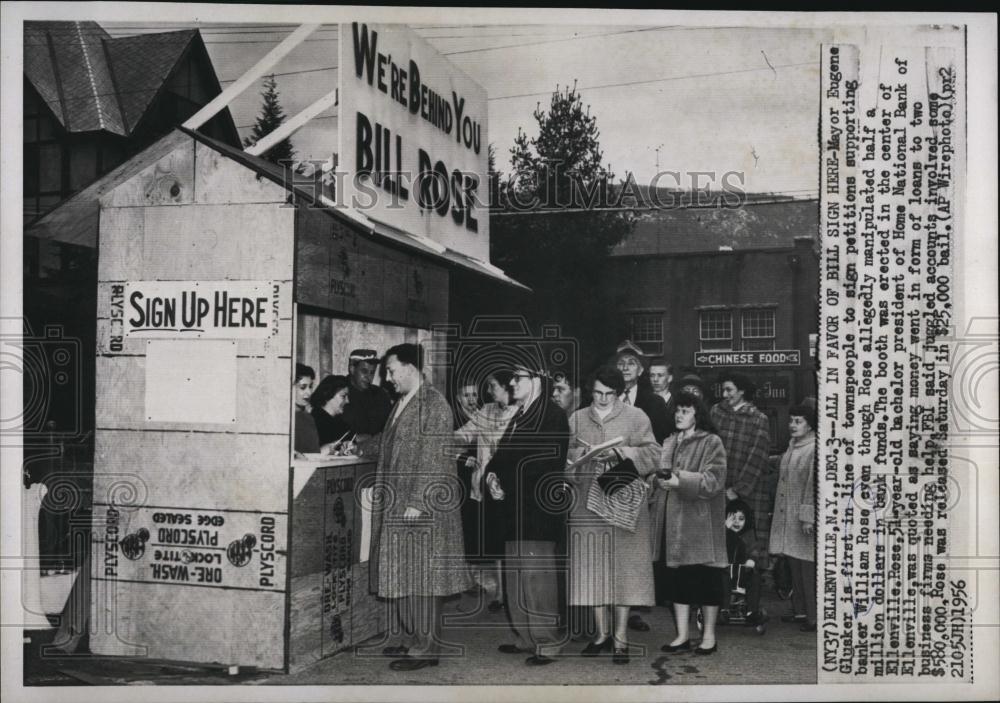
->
[710,373,772,557]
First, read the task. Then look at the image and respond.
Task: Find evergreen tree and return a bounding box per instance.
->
[491,82,635,368]
[243,74,295,165]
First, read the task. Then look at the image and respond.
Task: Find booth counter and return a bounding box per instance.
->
[288,456,382,671]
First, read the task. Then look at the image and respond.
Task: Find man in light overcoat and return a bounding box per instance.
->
[368,343,471,672]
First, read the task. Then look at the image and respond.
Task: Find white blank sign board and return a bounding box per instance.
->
[145,340,237,423]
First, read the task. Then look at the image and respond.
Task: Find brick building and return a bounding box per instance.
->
[609,198,820,449]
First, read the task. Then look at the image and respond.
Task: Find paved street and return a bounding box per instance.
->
[26,587,815,687]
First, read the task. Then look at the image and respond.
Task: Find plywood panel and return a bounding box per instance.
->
[354,250,386,322]
[318,316,333,378]
[294,214,332,311]
[194,141,289,205]
[405,262,449,329]
[287,461,385,671]
[382,259,408,324]
[96,355,290,434]
[89,580,286,669]
[94,430,289,512]
[97,207,144,280]
[104,140,196,208]
[298,314,321,376]
[139,204,294,281]
[97,317,293,358]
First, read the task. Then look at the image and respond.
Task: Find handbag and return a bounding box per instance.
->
[586,450,648,533]
[596,450,640,495]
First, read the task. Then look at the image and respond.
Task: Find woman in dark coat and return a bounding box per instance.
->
[311,375,353,449]
[657,392,728,655]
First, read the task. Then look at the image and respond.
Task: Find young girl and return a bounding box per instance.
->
[768,404,817,631]
[724,499,764,627]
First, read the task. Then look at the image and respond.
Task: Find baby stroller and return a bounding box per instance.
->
[697,498,768,634]
[719,562,767,633]
[694,564,768,635]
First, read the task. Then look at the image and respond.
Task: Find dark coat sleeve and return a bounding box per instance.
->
[484,400,569,544]
[637,389,671,444]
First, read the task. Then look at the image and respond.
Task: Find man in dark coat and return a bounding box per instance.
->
[484,364,569,665]
[615,340,671,630]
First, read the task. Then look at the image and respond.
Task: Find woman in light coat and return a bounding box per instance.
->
[454,370,517,611]
[769,404,817,631]
[566,366,659,664]
[657,391,728,655]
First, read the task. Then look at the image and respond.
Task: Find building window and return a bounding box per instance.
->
[23,90,64,223]
[699,310,733,351]
[741,309,776,350]
[630,312,663,355]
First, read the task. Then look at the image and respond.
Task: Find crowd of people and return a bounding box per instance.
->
[292,340,818,671]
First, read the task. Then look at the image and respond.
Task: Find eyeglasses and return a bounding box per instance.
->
[512,372,533,381]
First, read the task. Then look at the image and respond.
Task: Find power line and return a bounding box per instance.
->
[487,61,819,101]
[27,24,673,49]
[440,25,677,56]
[219,65,338,84]
[237,113,337,130]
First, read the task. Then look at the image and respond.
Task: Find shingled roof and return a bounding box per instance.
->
[24,21,219,137]
[610,198,819,257]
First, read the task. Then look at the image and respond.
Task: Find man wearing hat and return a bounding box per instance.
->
[615,340,670,444]
[342,348,393,443]
[614,340,671,633]
[484,362,570,665]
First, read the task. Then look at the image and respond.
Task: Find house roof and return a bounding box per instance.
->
[610,198,819,257]
[24,21,228,138]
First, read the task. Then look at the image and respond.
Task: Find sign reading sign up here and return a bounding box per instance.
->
[339,23,489,262]
[694,349,802,367]
[121,281,277,339]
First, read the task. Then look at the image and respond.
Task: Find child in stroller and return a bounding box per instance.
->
[721,498,767,633]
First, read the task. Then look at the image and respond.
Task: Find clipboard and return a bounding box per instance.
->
[566,436,624,473]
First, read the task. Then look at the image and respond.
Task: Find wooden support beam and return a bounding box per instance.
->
[245,89,338,158]
[183,24,321,131]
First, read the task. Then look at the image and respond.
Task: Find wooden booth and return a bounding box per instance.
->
[85,23,521,672]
